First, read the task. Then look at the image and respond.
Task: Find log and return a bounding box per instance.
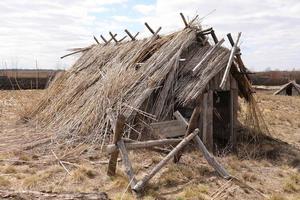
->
[0,190,109,200]
[117,139,137,189]
[211,30,218,44]
[107,114,125,176]
[107,138,182,154]
[192,38,225,75]
[173,111,231,179]
[173,111,188,128]
[219,32,242,89]
[133,129,199,192]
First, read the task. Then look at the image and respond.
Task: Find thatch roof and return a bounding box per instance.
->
[27,24,253,144]
[273,80,300,95]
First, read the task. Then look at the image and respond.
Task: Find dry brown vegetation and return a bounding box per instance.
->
[0,89,300,199]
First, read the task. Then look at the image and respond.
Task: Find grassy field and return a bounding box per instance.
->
[0,90,299,199]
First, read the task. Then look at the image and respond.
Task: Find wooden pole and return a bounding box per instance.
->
[219,32,242,89]
[211,30,218,44]
[106,138,182,154]
[124,29,135,41]
[118,35,127,42]
[117,139,137,189]
[133,129,199,192]
[93,35,100,44]
[202,91,213,152]
[144,22,155,34]
[107,114,125,176]
[180,13,188,27]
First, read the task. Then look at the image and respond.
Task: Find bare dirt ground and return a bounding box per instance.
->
[0,90,299,200]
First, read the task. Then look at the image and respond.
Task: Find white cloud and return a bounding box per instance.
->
[133,4,155,15]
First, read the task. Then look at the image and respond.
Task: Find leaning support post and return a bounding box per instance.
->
[219,32,242,89]
[107,114,125,176]
[133,129,199,192]
[173,111,231,179]
[117,139,137,189]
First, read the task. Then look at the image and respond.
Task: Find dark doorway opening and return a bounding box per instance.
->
[213,91,231,148]
[286,85,292,96]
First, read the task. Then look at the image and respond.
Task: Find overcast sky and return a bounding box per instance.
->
[0,0,299,71]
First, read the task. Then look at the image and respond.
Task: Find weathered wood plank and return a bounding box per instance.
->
[106,138,182,154]
[202,91,213,152]
[151,120,185,138]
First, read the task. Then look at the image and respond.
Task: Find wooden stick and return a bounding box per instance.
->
[125,29,135,41]
[144,22,155,34]
[173,111,188,128]
[100,35,108,44]
[117,139,137,189]
[180,13,188,27]
[189,15,199,25]
[219,32,242,89]
[93,35,100,44]
[106,138,182,154]
[107,114,125,176]
[109,32,118,43]
[133,129,199,192]
[133,32,140,39]
[118,35,127,42]
[106,34,117,44]
[154,27,162,35]
[192,38,225,75]
[60,48,90,59]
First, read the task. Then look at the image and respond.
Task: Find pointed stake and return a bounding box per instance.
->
[93,35,100,44]
[180,13,188,27]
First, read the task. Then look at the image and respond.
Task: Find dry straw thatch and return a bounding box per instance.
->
[26,22,265,146]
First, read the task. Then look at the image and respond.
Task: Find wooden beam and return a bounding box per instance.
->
[117,139,137,190]
[106,33,117,44]
[93,35,100,44]
[173,111,188,128]
[133,129,199,192]
[192,38,225,75]
[219,32,242,89]
[180,13,188,27]
[107,114,125,176]
[106,138,182,154]
[230,77,238,150]
[202,91,213,152]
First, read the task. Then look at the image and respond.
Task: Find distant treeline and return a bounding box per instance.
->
[0,69,64,90]
[250,70,300,86]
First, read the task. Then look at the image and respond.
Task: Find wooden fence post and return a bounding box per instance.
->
[107,114,125,176]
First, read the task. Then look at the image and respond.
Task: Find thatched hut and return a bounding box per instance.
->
[273,80,300,96]
[28,20,259,153]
